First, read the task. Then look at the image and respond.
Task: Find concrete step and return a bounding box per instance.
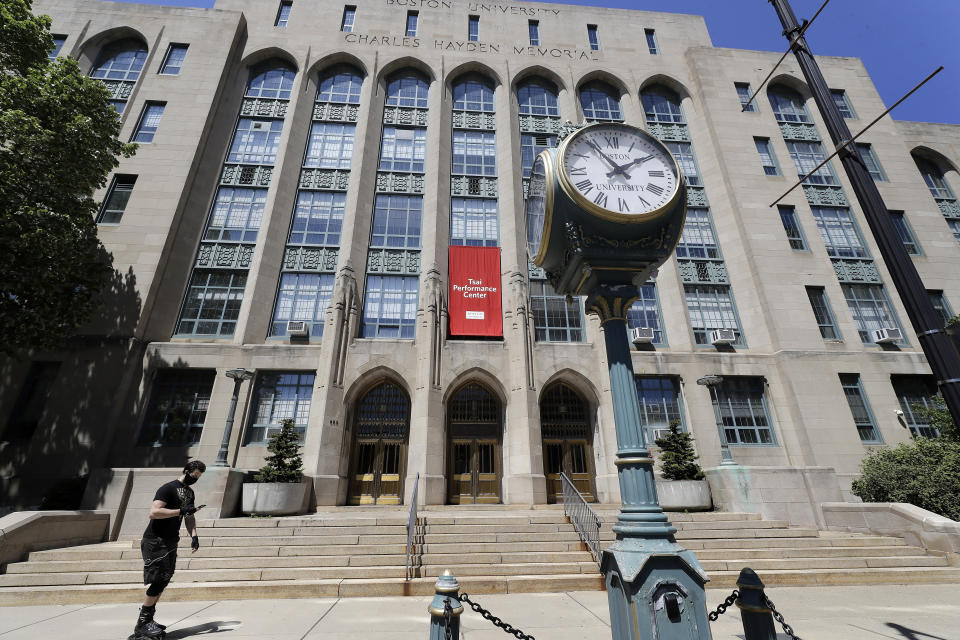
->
[698,555,949,572]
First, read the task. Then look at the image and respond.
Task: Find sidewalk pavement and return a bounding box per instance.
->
[0,584,956,640]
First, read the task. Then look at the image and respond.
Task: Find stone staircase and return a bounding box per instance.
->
[1,505,958,605]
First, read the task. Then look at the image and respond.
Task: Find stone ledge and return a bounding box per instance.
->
[0,511,109,568]
[821,502,960,561]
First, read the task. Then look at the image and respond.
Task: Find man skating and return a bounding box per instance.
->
[132,461,206,640]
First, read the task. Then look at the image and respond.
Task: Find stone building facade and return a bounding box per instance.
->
[2,0,959,521]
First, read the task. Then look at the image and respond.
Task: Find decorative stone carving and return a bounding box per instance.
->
[195,242,255,269]
[686,187,708,207]
[376,172,425,194]
[299,168,351,190]
[451,111,496,130]
[527,260,546,280]
[518,115,562,135]
[366,249,421,275]
[313,102,360,123]
[283,247,339,272]
[937,198,960,218]
[778,122,821,141]
[221,164,272,187]
[832,259,881,284]
[100,79,134,101]
[240,97,288,118]
[647,122,690,142]
[677,259,728,284]
[450,175,498,198]
[382,106,429,127]
[803,185,848,206]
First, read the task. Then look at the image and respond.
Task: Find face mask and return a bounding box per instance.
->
[182,474,199,486]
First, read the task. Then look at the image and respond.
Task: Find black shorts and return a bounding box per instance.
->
[141,535,178,585]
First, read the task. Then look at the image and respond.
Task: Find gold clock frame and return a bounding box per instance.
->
[526,149,557,266]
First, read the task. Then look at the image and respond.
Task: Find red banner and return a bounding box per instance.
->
[449,246,503,337]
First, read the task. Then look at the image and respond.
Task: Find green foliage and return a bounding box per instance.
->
[946,314,960,328]
[254,418,304,483]
[0,0,136,356]
[912,394,958,442]
[851,437,960,521]
[654,420,705,481]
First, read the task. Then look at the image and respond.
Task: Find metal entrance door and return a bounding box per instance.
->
[540,382,596,503]
[447,383,502,504]
[348,382,409,505]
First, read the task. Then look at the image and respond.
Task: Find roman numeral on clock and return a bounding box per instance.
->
[603,136,619,149]
[575,179,593,195]
[648,170,664,177]
[618,197,630,213]
[639,196,651,208]
[593,192,608,208]
[569,166,587,176]
[646,183,664,196]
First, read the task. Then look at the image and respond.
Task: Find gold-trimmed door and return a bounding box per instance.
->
[447,383,502,504]
[540,382,596,503]
[348,382,409,505]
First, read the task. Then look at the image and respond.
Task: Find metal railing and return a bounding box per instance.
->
[406,472,420,580]
[560,472,602,567]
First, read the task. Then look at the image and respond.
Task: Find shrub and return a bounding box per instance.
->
[851,437,960,521]
[254,418,304,483]
[654,421,705,481]
[912,394,958,442]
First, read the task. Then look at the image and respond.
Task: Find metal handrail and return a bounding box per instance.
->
[405,472,420,580]
[560,472,603,567]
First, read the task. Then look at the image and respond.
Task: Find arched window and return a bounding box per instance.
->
[580,82,622,122]
[317,66,363,104]
[540,382,594,502]
[386,72,430,108]
[768,85,811,123]
[640,85,684,124]
[517,79,559,116]
[89,38,148,113]
[915,157,955,200]
[453,77,494,112]
[246,64,296,100]
[449,383,500,423]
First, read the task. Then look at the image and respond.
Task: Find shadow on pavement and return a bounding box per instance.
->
[885,622,951,640]
[165,621,241,638]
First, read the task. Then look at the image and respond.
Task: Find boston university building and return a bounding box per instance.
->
[3,0,960,521]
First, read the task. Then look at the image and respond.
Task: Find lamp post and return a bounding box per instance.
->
[696,375,735,465]
[216,368,254,467]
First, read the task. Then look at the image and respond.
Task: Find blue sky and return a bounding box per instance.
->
[116,0,959,124]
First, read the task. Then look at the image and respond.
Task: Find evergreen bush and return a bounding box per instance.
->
[254,418,304,483]
[653,421,705,481]
[851,437,960,521]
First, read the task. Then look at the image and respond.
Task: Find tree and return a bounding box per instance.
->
[654,420,705,481]
[912,394,958,442]
[0,0,136,356]
[254,419,304,483]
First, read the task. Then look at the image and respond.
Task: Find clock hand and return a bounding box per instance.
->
[606,154,654,178]
[586,140,629,177]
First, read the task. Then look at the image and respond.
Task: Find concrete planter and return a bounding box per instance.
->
[655,479,712,511]
[241,481,310,516]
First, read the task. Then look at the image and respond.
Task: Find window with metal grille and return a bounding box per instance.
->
[530,281,584,342]
[517,80,558,116]
[714,377,775,444]
[645,28,658,54]
[451,198,498,247]
[839,374,881,443]
[892,375,940,438]
[270,273,335,338]
[405,11,418,36]
[341,6,356,32]
[468,15,479,41]
[356,382,409,438]
[289,191,345,246]
[927,290,953,327]
[177,271,247,336]
[684,284,743,346]
[587,24,599,50]
[787,140,837,185]
[204,187,266,242]
[453,78,494,112]
[665,141,701,186]
[528,20,540,45]
[889,211,920,255]
[245,65,295,99]
[676,208,720,259]
[755,137,780,176]
[450,383,500,423]
[245,372,315,444]
[768,86,810,123]
[580,82,622,122]
[452,130,496,176]
[97,174,137,223]
[856,143,886,181]
[627,283,666,346]
[806,286,841,340]
[520,133,556,178]
[635,376,684,442]
[736,82,756,112]
[841,283,903,344]
[370,195,422,248]
[831,89,856,119]
[89,39,148,113]
[275,0,292,27]
[379,127,427,172]
[138,370,215,446]
[386,73,429,108]
[317,67,363,103]
[361,275,419,339]
[811,206,868,258]
[540,383,589,439]
[304,123,355,169]
[159,43,188,75]
[778,205,806,251]
[641,86,684,123]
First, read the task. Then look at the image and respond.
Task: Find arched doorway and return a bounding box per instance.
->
[540,382,596,502]
[348,381,409,505]
[447,383,502,504]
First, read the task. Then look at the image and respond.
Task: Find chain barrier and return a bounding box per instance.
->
[443,598,453,640]
[459,592,536,640]
[707,589,739,622]
[765,596,803,640]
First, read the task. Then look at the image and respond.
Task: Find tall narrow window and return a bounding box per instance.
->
[530,281,584,342]
[245,372,315,444]
[645,28,658,54]
[587,24,599,50]
[139,370,215,446]
[627,283,666,346]
[521,134,556,178]
[271,273,335,339]
[580,82,622,122]
[405,11,418,37]
[131,102,166,143]
[831,89,856,119]
[927,290,953,326]
[714,377,775,444]
[451,198,498,247]
[159,43,188,75]
[889,211,920,255]
[842,283,903,344]
[97,174,137,223]
[635,376,684,443]
[811,206,868,258]
[806,286,840,340]
[665,142,701,186]
[840,374,881,442]
[49,35,67,59]
[778,205,806,250]
[178,271,247,336]
[452,130,497,175]
[450,75,498,247]
[275,0,292,27]
[341,5,356,32]
[787,140,837,185]
[89,39,148,113]
[769,86,811,123]
[915,157,956,200]
[735,82,756,112]
[754,137,780,176]
[468,15,479,41]
[528,20,540,45]
[305,122,356,169]
[676,208,720,259]
[892,375,940,438]
[950,220,960,246]
[856,143,886,181]
[685,284,743,346]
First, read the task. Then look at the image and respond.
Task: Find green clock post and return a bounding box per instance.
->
[526,122,712,640]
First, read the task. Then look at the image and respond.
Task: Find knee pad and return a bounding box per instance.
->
[146,579,169,597]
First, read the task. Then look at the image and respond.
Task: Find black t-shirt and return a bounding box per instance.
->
[143,479,194,541]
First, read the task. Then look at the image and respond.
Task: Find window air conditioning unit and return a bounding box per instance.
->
[710,328,737,345]
[652,428,672,443]
[872,327,902,344]
[631,327,655,345]
[286,320,309,338]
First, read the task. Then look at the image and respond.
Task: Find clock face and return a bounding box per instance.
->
[560,123,679,218]
[525,154,549,261]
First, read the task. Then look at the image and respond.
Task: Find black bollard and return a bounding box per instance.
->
[735,568,777,640]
